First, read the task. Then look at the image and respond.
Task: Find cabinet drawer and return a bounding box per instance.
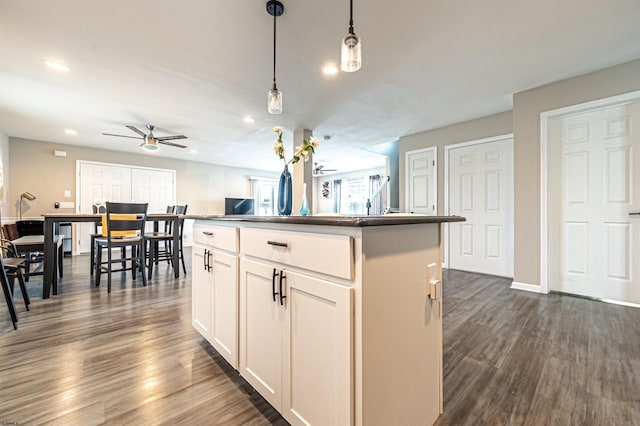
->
[240,227,352,280]
[193,222,238,252]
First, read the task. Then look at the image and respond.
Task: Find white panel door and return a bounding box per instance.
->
[448,137,513,277]
[77,162,132,253]
[548,101,640,304]
[131,168,174,213]
[406,147,437,215]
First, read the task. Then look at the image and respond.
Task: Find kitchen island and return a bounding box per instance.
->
[186,214,464,426]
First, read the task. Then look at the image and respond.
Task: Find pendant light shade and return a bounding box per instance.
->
[268,86,283,114]
[341,0,361,72]
[267,0,284,114]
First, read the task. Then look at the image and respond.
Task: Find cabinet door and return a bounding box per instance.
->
[282,270,353,426]
[192,246,212,338]
[239,259,283,410]
[210,250,239,369]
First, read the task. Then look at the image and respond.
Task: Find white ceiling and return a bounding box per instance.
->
[1,0,639,173]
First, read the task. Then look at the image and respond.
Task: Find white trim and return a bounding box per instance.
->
[404,146,437,214]
[601,298,640,309]
[443,133,513,271]
[539,90,640,296]
[511,281,545,294]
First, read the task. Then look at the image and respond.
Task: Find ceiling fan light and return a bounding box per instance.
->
[268,88,283,114]
[143,140,159,151]
[341,33,361,72]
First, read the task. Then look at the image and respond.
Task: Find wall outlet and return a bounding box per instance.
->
[64,190,71,198]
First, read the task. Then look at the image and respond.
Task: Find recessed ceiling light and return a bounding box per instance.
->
[322,65,339,75]
[64,129,77,136]
[189,149,198,155]
[44,60,70,72]
[243,116,256,124]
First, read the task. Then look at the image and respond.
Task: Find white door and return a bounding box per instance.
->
[547,101,640,304]
[131,167,175,213]
[282,270,353,426]
[447,137,514,277]
[77,162,132,253]
[76,161,176,253]
[406,147,437,215]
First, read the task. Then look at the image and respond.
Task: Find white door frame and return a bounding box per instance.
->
[539,90,640,295]
[443,134,513,270]
[405,146,437,213]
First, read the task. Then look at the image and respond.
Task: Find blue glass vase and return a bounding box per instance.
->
[277,165,292,216]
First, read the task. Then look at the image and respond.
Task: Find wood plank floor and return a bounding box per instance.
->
[2,253,640,424]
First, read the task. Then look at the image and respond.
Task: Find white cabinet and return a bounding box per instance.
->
[191,223,239,368]
[192,218,445,426]
[239,258,353,426]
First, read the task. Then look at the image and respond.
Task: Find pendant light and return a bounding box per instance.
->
[341,0,361,72]
[267,0,284,114]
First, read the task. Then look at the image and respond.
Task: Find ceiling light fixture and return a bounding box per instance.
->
[266,0,284,114]
[243,116,256,123]
[322,65,339,75]
[44,60,69,72]
[64,129,78,136]
[341,0,361,72]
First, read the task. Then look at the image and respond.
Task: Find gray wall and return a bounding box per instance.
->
[8,137,277,220]
[398,111,514,214]
[513,58,640,287]
[0,129,9,221]
[398,58,640,290]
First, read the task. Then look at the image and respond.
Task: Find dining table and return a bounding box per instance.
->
[43,213,181,299]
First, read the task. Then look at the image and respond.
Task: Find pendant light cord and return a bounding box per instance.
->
[349,0,354,35]
[272,6,277,90]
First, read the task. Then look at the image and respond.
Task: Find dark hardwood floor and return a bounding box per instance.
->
[1,253,639,425]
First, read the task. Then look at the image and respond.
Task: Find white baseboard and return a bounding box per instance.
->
[511,281,545,294]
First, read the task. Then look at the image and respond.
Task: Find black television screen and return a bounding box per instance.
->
[225,197,255,215]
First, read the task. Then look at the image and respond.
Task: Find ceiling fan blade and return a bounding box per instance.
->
[158,140,187,148]
[156,135,187,141]
[126,125,147,137]
[102,133,143,139]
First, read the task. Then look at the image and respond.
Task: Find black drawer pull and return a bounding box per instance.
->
[202,231,214,236]
[267,240,288,248]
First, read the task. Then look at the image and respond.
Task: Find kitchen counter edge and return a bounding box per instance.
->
[184,214,465,227]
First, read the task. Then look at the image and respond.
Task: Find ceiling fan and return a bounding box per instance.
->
[102,125,188,150]
[313,162,337,175]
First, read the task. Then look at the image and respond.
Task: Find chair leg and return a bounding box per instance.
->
[24,253,31,282]
[107,245,112,293]
[148,241,155,279]
[58,244,64,278]
[131,245,137,281]
[95,246,102,287]
[140,242,147,287]
[180,242,187,275]
[90,236,95,275]
[1,270,19,329]
[16,270,30,311]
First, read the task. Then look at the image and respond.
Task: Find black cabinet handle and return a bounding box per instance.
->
[203,249,208,271]
[630,212,640,216]
[267,240,288,248]
[272,268,279,302]
[279,271,286,306]
[202,231,214,236]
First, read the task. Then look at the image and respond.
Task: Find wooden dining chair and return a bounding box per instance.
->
[15,219,45,281]
[94,202,148,293]
[145,204,188,278]
[0,238,30,314]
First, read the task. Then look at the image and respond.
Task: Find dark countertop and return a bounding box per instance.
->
[184,214,465,227]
